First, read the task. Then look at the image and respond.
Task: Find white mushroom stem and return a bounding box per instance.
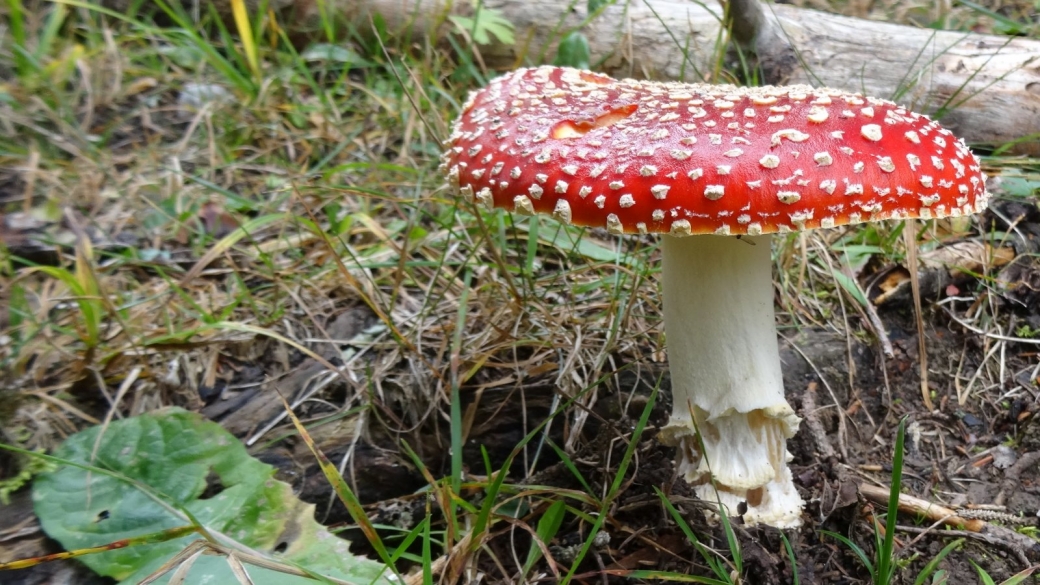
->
[658,234,804,528]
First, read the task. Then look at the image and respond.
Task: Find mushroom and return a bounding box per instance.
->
[441,66,990,528]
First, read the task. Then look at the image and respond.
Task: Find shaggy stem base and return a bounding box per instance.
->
[658,234,803,528]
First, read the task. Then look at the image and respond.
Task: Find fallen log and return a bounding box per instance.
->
[340,0,1040,153]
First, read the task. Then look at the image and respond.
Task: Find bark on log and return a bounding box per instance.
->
[340,0,1040,153]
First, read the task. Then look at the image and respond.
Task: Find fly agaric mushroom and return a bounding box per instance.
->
[441,66,989,528]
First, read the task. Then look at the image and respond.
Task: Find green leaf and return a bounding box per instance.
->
[587,0,610,13]
[554,32,591,70]
[830,268,869,308]
[33,408,389,584]
[997,176,1040,199]
[448,7,515,46]
[523,499,567,574]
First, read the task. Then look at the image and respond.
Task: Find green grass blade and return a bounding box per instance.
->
[821,530,874,576]
[625,570,729,584]
[970,560,997,585]
[447,269,472,537]
[279,400,402,581]
[36,2,68,64]
[878,418,907,583]
[913,538,962,585]
[780,531,799,585]
[560,383,658,584]
[522,499,567,575]
[6,0,32,77]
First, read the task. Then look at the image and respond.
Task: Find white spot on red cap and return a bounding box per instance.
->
[919,194,940,207]
[813,152,833,166]
[760,154,781,169]
[807,106,829,123]
[704,185,725,200]
[671,220,693,235]
[476,187,493,209]
[844,182,864,195]
[861,124,883,141]
[651,185,670,199]
[514,195,535,214]
[771,129,811,146]
[553,199,572,222]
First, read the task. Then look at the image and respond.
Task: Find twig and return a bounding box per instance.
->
[995,451,1040,507]
[858,483,984,531]
[940,305,1040,345]
[861,483,1040,566]
[893,525,1034,568]
[860,292,895,359]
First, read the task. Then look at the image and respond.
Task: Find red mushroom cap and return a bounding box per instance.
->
[443,66,990,236]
